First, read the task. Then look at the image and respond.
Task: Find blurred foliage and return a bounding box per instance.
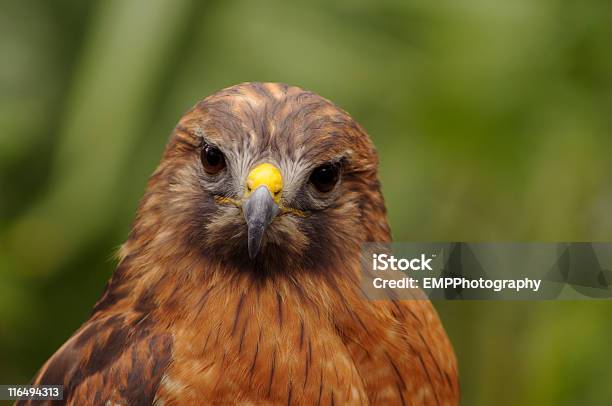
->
[1,0,612,404]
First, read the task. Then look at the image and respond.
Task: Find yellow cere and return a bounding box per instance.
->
[246,163,283,202]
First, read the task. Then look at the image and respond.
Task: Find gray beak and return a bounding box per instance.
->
[243,185,280,259]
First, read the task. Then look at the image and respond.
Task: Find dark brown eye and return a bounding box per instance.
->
[310,163,340,193]
[200,144,226,174]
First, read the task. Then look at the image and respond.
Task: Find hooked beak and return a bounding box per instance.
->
[242,163,283,259]
[243,186,280,258]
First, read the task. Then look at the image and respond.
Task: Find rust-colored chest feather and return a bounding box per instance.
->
[156,272,368,405]
[158,275,459,406]
[25,256,459,405]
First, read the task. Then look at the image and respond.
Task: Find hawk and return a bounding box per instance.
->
[22,83,459,405]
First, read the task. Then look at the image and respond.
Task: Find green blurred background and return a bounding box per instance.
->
[1,0,612,404]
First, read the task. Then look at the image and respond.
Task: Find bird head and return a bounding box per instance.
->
[129,82,390,276]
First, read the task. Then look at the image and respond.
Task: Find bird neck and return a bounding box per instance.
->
[95,244,364,327]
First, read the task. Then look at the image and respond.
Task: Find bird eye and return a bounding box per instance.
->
[310,163,340,193]
[200,144,226,174]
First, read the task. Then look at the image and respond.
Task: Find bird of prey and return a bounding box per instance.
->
[22,82,459,405]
